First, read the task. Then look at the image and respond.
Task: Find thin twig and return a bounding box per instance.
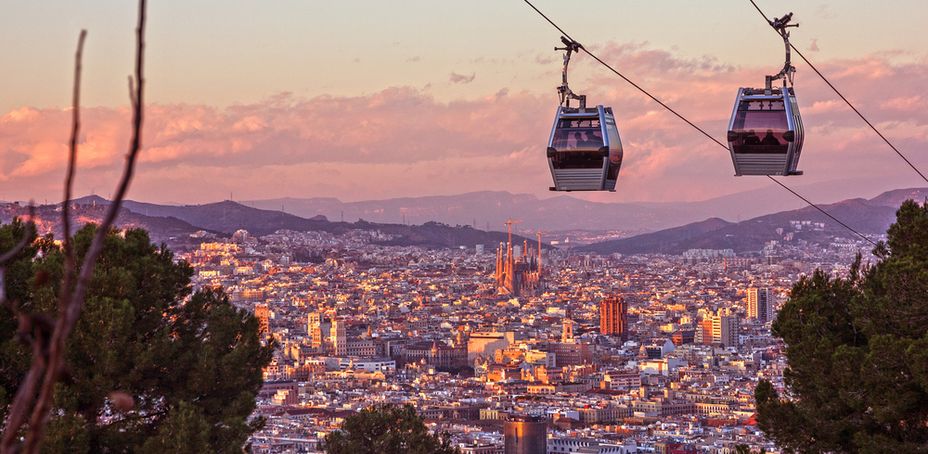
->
[59,30,87,310]
[6,2,146,451]
[0,340,46,451]
[5,31,87,452]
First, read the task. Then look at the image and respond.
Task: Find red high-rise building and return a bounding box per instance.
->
[599,296,627,340]
[255,304,270,338]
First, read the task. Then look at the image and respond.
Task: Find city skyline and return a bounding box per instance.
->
[3,2,926,452]
[2,1,927,204]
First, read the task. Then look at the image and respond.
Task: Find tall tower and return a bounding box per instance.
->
[496,219,523,296]
[711,314,739,347]
[747,287,771,322]
[696,318,714,345]
[496,243,504,285]
[307,312,321,333]
[504,219,520,249]
[562,314,576,343]
[307,312,323,347]
[536,231,543,276]
[331,318,347,356]
[599,296,628,341]
[504,416,547,454]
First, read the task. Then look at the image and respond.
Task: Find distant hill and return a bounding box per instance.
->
[10,196,536,250]
[580,188,926,255]
[867,188,928,208]
[580,218,733,255]
[241,191,743,235]
[0,199,206,247]
[6,187,924,254]
[242,182,919,235]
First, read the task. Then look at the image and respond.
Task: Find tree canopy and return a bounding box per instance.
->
[0,223,273,452]
[756,200,928,453]
[324,404,458,454]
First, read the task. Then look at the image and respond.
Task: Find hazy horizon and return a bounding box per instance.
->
[9,177,922,209]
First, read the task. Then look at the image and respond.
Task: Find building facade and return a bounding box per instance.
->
[599,296,628,340]
[503,416,547,454]
[711,315,739,347]
[746,287,772,322]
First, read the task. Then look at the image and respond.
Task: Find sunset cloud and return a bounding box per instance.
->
[1,44,926,204]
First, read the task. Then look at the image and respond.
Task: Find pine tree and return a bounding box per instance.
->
[756,200,928,453]
[324,404,459,454]
[0,224,273,451]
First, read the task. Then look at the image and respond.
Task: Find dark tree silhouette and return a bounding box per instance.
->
[324,404,459,454]
[756,200,928,453]
[0,225,273,451]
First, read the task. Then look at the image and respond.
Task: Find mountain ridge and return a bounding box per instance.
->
[580,188,928,255]
[5,196,539,250]
[10,187,925,254]
[240,183,925,234]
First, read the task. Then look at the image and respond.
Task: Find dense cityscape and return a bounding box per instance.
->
[4,1,927,452]
[177,216,876,453]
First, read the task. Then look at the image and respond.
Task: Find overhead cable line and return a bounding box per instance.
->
[522,0,727,152]
[765,176,876,246]
[747,0,928,185]
[521,0,877,246]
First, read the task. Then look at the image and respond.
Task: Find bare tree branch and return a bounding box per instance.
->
[0,34,87,454]
[0,1,147,451]
[0,340,46,452]
[128,76,137,109]
[23,2,146,450]
[59,29,88,308]
[4,29,88,454]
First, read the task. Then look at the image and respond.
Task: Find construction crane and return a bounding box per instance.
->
[504,218,522,249]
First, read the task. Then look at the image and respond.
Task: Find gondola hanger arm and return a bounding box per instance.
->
[765,12,798,91]
[555,36,587,109]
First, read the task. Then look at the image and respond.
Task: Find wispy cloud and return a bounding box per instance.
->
[449,72,476,84]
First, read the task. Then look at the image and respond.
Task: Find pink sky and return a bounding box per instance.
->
[1,3,926,204]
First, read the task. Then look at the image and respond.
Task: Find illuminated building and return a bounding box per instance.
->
[503,415,547,454]
[330,319,346,356]
[599,296,627,340]
[399,340,468,369]
[747,287,772,322]
[255,303,270,338]
[495,221,543,297]
[711,315,739,347]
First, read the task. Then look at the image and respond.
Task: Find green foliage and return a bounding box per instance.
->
[140,401,210,453]
[756,200,928,453]
[0,219,47,423]
[324,404,459,454]
[0,224,274,452]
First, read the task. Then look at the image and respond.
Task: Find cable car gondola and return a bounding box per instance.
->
[546,37,623,191]
[727,13,804,176]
